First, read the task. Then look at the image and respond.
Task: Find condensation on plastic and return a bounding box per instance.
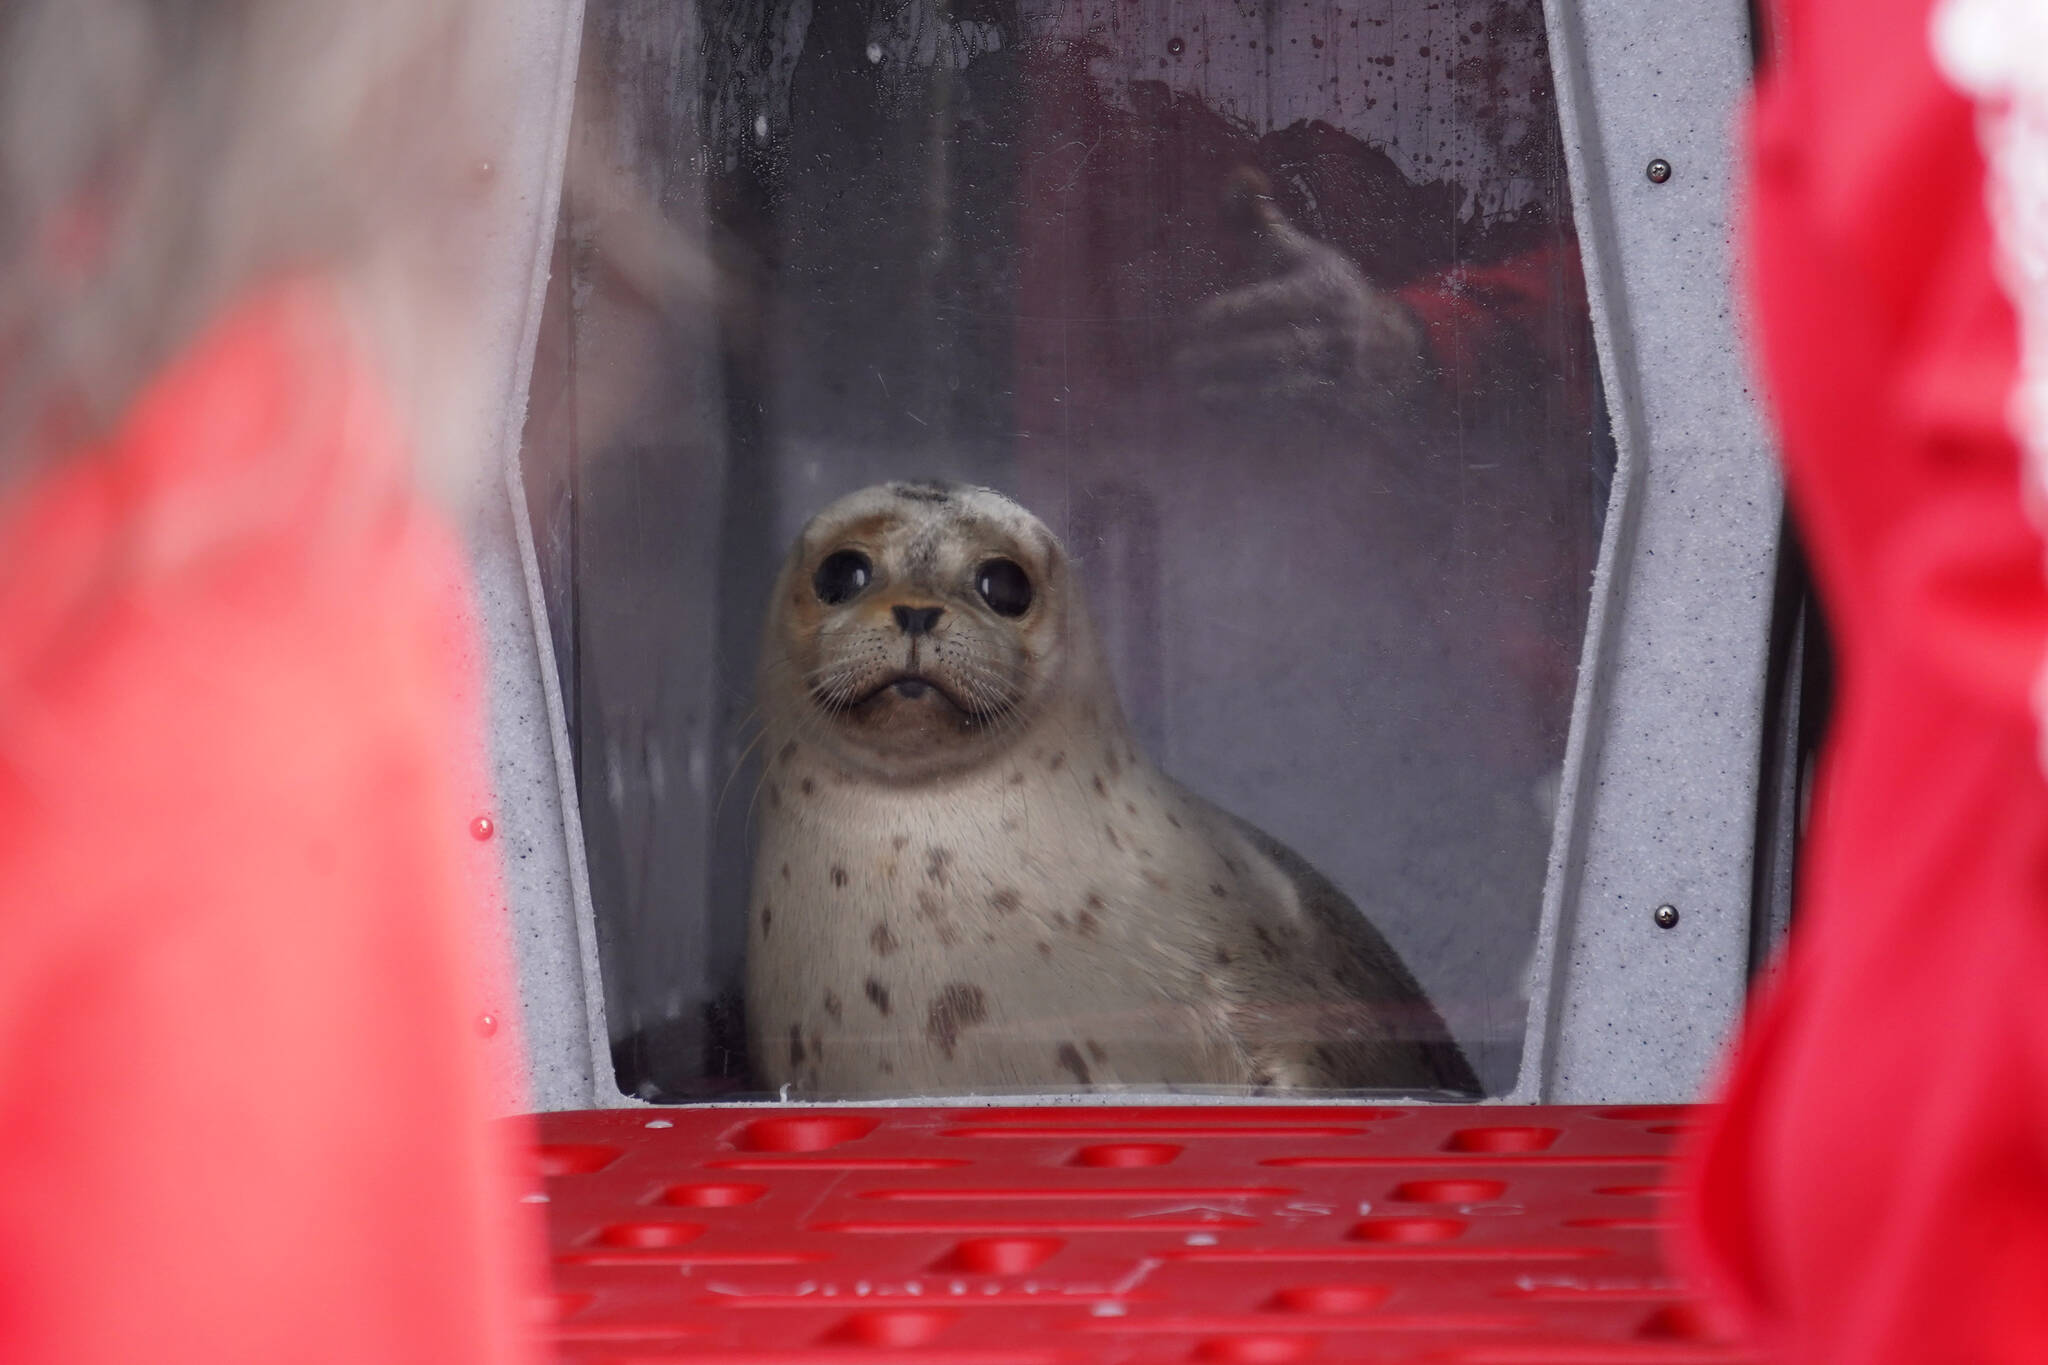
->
[519,0,1616,1102]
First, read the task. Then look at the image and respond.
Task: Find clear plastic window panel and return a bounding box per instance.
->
[520,0,1614,1101]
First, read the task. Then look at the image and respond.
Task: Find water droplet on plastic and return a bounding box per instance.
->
[1185,1232,1219,1246]
[475,1012,499,1038]
[521,1192,550,1204]
[1167,36,1185,55]
[753,112,769,142]
[866,42,883,63]
[646,1118,674,1129]
[471,815,495,841]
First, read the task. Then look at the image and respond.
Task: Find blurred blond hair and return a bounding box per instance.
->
[0,0,507,497]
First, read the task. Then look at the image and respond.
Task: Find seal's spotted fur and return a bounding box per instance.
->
[748,481,1477,1096]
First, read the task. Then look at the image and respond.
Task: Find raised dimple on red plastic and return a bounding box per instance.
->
[531,1104,1749,1363]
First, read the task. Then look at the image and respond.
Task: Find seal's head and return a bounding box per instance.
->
[761,480,1103,782]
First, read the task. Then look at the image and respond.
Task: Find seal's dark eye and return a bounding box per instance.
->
[975,558,1033,617]
[813,550,872,605]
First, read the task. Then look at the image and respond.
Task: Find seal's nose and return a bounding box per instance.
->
[892,604,944,637]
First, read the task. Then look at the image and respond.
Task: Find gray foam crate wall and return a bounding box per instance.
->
[457,0,612,1114]
[1516,0,1780,1103]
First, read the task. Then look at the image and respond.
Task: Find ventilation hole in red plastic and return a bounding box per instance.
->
[1392,1178,1506,1204]
[824,1309,956,1346]
[538,1142,620,1175]
[1443,1126,1560,1154]
[1594,1184,1678,1198]
[1193,1333,1318,1363]
[1070,1142,1183,1167]
[934,1236,1065,1274]
[736,1116,878,1152]
[661,1181,766,1208]
[596,1221,706,1249]
[1637,1302,1719,1341]
[1349,1216,1466,1243]
[1266,1284,1390,1314]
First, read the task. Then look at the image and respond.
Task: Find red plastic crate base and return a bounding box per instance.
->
[530,1104,1748,1364]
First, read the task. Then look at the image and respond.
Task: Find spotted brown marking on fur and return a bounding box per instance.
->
[892,834,908,851]
[780,863,791,882]
[865,978,891,1014]
[1085,1040,1107,1062]
[1105,748,1122,778]
[1056,1043,1092,1085]
[831,865,849,889]
[1037,940,1053,957]
[870,921,899,956]
[1254,925,1280,962]
[925,846,953,887]
[1007,769,1025,785]
[823,990,842,1020]
[1092,775,1108,798]
[1052,910,1071,930]
[1214,945,1233,965]
[760,904,773,937]
[917,890,946,922]
[768,783,782,809]
[1224,856,1245,876]
[1105,824,1124,851]
[926,983,987,1058]
[778,740,798,765]
[1075,908,1101,938]
[1167,812,1183,829]
[1125,801,1139,816]
[801,777,816,796]
[1085,892,1105,912]
[879,1059,894,1075]
[990,888,1022,915]
[935,922,962,947]
[1143,870,1170,892]
[1047,751,1065,771]
[788,1025,806,1066]
[1210,882,1228,898]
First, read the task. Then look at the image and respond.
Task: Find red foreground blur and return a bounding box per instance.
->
[0,281,541,1365]
[1680,1,2048,1360]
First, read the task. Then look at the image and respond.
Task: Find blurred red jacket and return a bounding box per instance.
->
[0,281,542,1364]
[1682,0,2048,1359]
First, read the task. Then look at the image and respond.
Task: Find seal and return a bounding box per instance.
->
[747,480,1479,1096]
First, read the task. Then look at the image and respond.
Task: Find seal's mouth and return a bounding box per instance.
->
[840,670,978,718]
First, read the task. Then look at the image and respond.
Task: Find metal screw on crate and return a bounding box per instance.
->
[1654,903,1680,930]
[1646,157,1673,184]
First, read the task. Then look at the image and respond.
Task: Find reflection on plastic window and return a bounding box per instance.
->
[520,0,1613,1102]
